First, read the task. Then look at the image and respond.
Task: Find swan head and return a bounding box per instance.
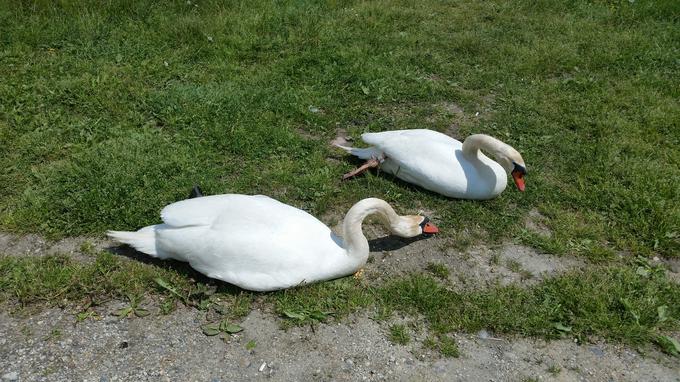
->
[496,149,527,192]
[391,215,439,237]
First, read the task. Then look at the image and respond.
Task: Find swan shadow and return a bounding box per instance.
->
[106,244,245,295]
[368,234,433,252]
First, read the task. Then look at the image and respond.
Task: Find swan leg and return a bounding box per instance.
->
[353,268,364,279]
[342,158,382,180]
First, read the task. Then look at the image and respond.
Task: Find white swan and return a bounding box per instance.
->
[107,195,438,291]
[336,130,527,200]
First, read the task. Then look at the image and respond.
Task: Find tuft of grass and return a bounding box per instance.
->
[245,340,257,352]
[548,364,562,375]
[426,262,450,279]
[46,328,62,341]
[506,259,522,273]
[389,324,411,345]
[424,335,460,358]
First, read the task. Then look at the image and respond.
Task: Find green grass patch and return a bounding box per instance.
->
[0,252,253,313]
[380,264,680,349]
[275,276,372,327]
[0,0,677,258]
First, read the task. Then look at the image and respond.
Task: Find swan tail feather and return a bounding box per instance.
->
[334,143,383,160]
[107,225,160,257]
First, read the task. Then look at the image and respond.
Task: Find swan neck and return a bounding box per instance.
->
[342,198,399,262]
[462,134,506,167]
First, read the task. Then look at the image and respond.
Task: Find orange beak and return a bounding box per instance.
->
[423,222,439,234]
[511,169,525,192]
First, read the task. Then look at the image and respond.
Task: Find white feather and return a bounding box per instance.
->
[107,225,160,257]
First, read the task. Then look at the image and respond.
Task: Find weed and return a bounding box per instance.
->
[114,295,150,319]
[76,310,99,322]
[45,328,62,341]
[201,320,243,337]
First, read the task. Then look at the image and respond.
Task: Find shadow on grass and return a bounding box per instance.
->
[106,244,245,296]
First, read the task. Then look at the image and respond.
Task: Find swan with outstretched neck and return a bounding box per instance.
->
[108,195,438,291]
[336,130,527,200]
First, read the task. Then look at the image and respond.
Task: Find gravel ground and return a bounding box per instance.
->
[1,306,678,382]
[1,231,679,381]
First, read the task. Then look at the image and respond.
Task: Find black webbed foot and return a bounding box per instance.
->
[189,185,204,199]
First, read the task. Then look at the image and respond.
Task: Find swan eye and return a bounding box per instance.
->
[512,161,526,175]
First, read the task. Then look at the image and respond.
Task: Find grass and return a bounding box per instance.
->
[382,264,680,346]
[0,0,677,258]
[388,324,411,345]
[0,252,193,306]
[0,0,679,357]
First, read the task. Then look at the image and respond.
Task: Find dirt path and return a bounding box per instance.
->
[1,231,679,381]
